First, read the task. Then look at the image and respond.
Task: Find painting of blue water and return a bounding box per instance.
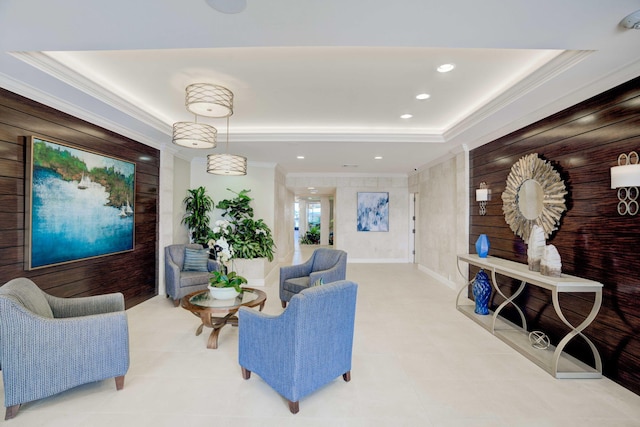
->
[357,192,389,232]
[28,138,135,269]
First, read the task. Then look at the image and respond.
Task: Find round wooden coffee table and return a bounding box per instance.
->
[181,287,267,349]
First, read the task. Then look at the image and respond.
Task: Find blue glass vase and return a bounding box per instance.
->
[472,269,491,315]
[475,234,490,258]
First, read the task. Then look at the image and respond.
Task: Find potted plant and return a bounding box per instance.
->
[208,189,275,261]
[300,224,320,244]
[182,186,214,245]
[208,236,247,299]
[208,270,247,299]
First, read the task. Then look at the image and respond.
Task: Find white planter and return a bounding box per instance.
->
[230,257,275,286]
[209,286,240,300]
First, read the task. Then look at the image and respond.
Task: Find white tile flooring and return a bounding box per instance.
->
[4,244,640,426]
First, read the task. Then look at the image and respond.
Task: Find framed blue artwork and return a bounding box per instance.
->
[357,192,389,232]
[24,136,136,270]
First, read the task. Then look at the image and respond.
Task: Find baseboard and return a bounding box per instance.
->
[417,264,458,291]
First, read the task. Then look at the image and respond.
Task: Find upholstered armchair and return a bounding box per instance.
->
[239,280,358,414]
[0,278,130,420]
[279,248,347,308]
[165,243,221,306]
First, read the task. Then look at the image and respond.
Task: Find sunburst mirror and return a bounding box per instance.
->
[501,153,567,241]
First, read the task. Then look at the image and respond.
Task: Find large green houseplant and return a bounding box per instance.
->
[182,186,214,245]
[208,188,275,261]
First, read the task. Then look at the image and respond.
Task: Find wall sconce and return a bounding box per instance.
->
[475,182,491,215]
[611,151,640,215]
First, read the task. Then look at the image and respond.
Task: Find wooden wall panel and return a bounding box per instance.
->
[0,88,159,308]
[469,75,640,395]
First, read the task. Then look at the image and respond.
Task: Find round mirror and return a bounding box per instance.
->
[501,153,567,241]
[517,179,544,220]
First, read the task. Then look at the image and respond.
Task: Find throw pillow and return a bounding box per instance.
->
[183,247,209,272]
[312,277,324,287]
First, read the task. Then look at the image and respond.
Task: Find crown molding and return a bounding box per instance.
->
[0,68,165,151]
[229,132,446,143]
[443,50,593,142]
[10,51,172,135]
[8,51,449,145]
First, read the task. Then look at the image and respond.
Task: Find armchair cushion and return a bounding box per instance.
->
[282,276,310,294]
[183,247,209,272]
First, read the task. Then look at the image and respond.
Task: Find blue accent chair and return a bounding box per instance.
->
[279,248,347,308]
[0,278,130,420]
[239,280,358,414]
[165,243,221,306]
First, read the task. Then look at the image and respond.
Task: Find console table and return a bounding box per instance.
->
[456,254,603,379]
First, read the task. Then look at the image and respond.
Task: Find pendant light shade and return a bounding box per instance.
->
[185,83,234,118]
[172,122,217,149]
[207,153,247,175]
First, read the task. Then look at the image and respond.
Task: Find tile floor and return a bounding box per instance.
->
[3,245,640,426]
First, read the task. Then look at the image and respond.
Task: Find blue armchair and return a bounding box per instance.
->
[165,243,221,306]
[279,248,347,308]
[0,278,129,420]
[239,280,358,414]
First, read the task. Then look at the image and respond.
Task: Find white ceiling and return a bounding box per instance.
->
[1,1,640,191]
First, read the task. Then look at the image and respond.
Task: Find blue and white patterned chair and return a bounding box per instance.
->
[279,248,347,308]
[0,278,130,420]
[239,280,358,413]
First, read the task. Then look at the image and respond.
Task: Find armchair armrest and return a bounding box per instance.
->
[279,257,313,284]
[309,263,346,285]
[165,251,182,298]
[45,292,125,318]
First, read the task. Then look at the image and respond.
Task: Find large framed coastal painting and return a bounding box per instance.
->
[25,136,136,270]
[357,192,389,232]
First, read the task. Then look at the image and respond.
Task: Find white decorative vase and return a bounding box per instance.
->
[527,225,545,271]
[208,286,240,300]
[540,244,562,277]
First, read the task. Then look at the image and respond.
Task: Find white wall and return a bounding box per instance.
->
[286,174,409,262]
[415,147,469,289]
[189,159,279,278]
[190,159,275,226]
[173,156,190,243]
[157,149,175,297]
[336,178,409,262]
[274,166,294,262]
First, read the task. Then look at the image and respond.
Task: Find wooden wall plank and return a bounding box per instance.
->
[468,75,640,395]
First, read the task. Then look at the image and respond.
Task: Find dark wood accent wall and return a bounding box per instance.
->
[469,75,640,395]
[0,88,159,308]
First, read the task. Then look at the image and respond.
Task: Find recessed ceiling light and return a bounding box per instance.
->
[437,63,455,73]
[307,186,315,190]
[297,156,305,159]
[416,93,431,100]
[374,156,383,160]
[400,114,413,119]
